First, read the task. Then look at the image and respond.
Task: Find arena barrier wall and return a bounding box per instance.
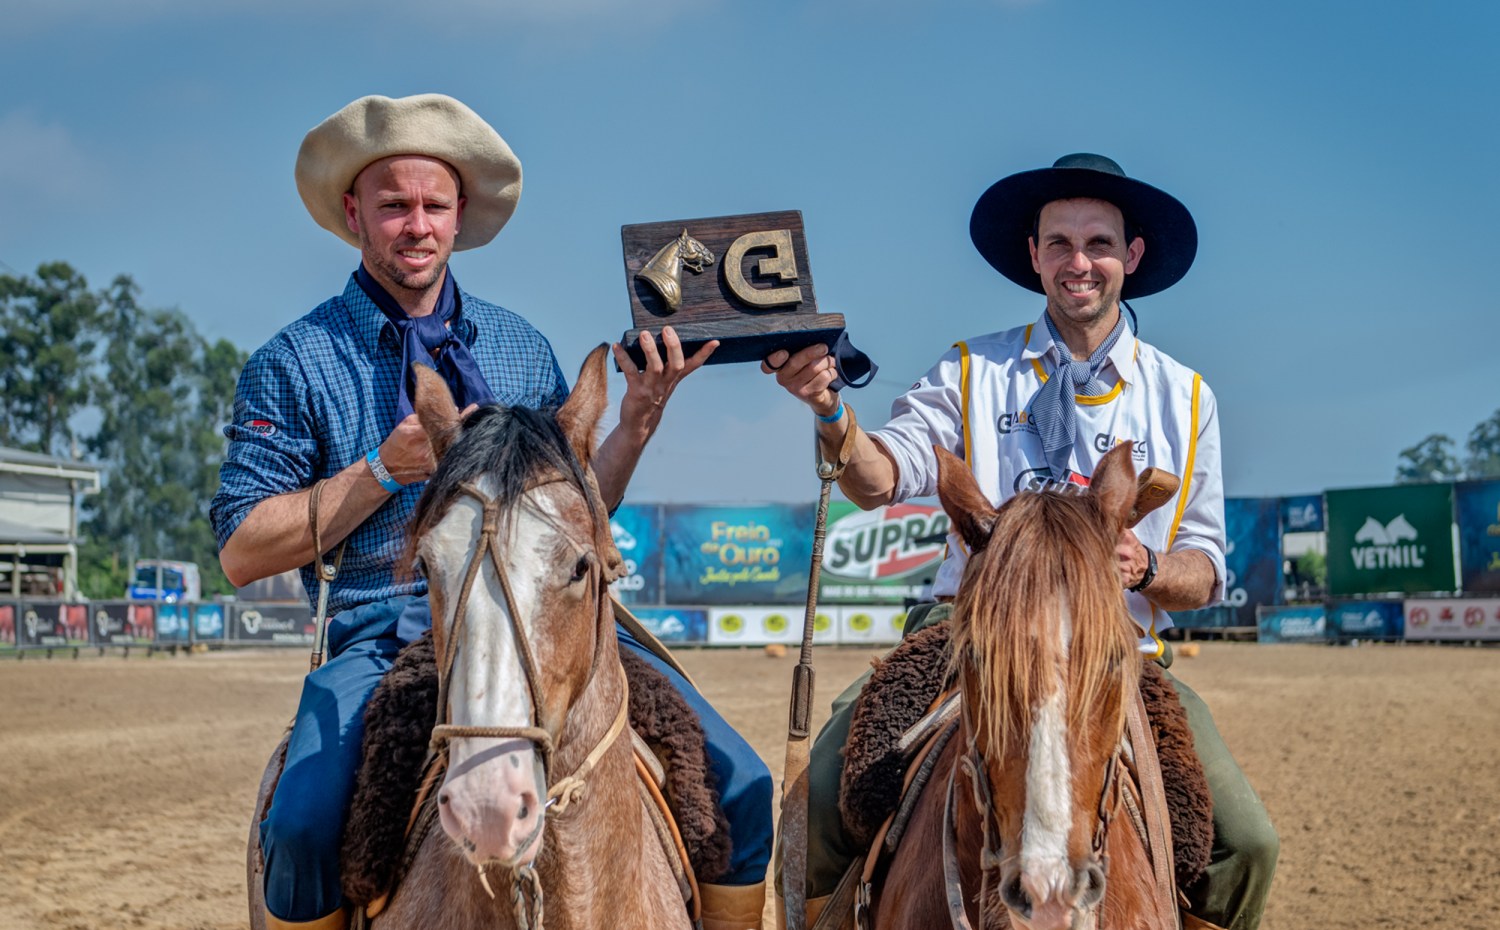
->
[1402,597,1500,642]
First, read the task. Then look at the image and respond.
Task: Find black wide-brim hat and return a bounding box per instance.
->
[969,153,1197,299]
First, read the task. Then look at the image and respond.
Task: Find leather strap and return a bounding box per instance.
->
[1125,690,1181,929]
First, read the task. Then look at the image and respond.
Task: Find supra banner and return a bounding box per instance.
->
[1455,479,1500,593]
[1327,484,1458,595]
[609,504,663,605]
[818,502,948,604]
[1403,597,1500,641]
[662,504,813,605]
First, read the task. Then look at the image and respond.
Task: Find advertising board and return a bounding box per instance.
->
[818,502,948,604]
[663,504,813,605]
[1256,605,1329,643]
[705,606,840,646]
[1455,479,1500,593]
[1403,597,1500,642]
[1170,606,1238,630]
[155,603,190,643]
[90,601,157,646]
[17,601,91,647]
[1328,600,1405,640]
[609,504,663,605]
[1222,498,1282,625]
[627,607,709,645]
[231,603,315,645]
[1326,484,1458,595]
[1280,494,1325,532]
[0,600,17,652]
[192,603,227,642]
[837,604,908,645]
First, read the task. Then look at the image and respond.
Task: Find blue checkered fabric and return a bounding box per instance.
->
[210,271,569,614]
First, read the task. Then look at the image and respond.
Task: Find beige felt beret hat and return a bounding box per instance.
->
[295,94,523,251]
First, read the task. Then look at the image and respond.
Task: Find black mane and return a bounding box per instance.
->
[405,403,593,564]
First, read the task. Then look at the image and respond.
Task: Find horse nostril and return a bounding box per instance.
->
[1076,861,1106,907]
[438,791,450,805]
[1000,873,1032,918]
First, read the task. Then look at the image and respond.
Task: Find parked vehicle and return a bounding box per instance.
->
[127,560,201,603]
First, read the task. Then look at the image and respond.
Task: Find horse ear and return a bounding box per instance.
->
[412,363,461,460]
[557,344,610,467]
[935,445,997,552]
[1090,441,1137,532]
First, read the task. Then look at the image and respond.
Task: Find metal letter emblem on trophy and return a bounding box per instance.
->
[620,211,848,368]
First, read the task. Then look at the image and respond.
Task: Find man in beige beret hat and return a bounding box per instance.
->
[213,94,769,930]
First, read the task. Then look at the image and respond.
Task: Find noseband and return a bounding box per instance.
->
[427,475,628,829]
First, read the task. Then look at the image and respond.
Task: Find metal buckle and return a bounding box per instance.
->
[854,881,873,929]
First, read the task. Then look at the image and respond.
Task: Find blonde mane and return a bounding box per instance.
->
[947,489,1137,760]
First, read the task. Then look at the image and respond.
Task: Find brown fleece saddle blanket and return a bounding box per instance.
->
[840,621,1214,890]
[339,632,732,906]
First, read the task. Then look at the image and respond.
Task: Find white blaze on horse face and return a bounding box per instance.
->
[1020,592,1074,910]
[432,484,555,867]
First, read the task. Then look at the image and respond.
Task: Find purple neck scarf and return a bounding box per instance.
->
[355,265,496,425]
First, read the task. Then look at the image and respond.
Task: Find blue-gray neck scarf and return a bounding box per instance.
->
[355,265,496,425]
[1028,312,1128,481]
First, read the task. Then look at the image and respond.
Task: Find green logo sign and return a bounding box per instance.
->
[1327,484,1457,595]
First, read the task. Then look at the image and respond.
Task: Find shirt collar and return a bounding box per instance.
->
[341,270,479,357]
[1021,308,1139,385]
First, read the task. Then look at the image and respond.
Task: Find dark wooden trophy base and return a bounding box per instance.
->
[620,312,847,370]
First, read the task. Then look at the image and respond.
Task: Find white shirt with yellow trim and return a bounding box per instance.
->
[868,312,1227,650]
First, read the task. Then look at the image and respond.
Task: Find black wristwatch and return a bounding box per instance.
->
[1129,546,1158,593]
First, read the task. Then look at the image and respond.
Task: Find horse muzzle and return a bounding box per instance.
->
[438,738,548,868]
[1001,859,1107,930]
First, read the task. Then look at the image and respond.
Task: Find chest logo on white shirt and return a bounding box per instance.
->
[998,410,1035,435]
[1093,432,1147,461]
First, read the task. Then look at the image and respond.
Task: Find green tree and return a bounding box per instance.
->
[0,262,101,455]
[1465,408,1500,479]
[1296,549,1327,587]
[79,276,246,597]
[1395,433,1462,484]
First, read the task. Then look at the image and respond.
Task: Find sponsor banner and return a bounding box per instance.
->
[1329,600,1405,639]
[1222,498,1282,626]
[192,603,227,642]
[90,601,158,645]
[1455,479,1500,593]
[819,502,949,604]
[1280,494,1325,532]
[17,601,91,647]
[1170,606,1239,629]
[231,603,315,645]
[705,606,831,646]
[663,505,813,605]
[627,607,709,645]
[837,604,908,645]
[1327,484,1458,595]
[1256,605,1329,643]
[0,600,18,652]
[1403,597,1500,642]
[609,504,663,605]
[156,603,190,643]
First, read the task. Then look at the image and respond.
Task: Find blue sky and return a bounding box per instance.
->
[3,0,1496,505]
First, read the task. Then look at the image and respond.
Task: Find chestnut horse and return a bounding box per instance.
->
[873,443,1169,930]
[249,346,690,930]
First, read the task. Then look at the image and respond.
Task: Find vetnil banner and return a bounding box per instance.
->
[819,502,949,603]
[1326,484,1458,595]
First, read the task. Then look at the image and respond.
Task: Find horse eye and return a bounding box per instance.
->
[569,554,592,584]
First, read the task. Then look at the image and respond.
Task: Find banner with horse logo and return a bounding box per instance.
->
[608,503,663,605]
[1256,604,1329,643]
[1328,600,1405,639]
[1280,494,1325,532]
[1327,484,1458,595]
[1455,478,1500,593]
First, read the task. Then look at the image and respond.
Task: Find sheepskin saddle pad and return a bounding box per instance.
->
[839,620,1214,890]
[338,632,732,907]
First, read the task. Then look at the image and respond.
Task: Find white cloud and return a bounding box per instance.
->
[0,111,102,205]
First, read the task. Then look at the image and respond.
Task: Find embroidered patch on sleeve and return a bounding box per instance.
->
[245,419,277,437]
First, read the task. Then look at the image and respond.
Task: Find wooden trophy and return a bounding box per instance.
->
[619,210,845,368]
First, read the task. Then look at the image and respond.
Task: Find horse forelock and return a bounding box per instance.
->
[949,490,1135,765]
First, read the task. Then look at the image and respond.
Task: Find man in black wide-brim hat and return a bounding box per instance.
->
[763,154,1277,929]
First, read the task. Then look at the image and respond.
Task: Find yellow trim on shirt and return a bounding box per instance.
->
[1167,372,1203,550]
[955,341,973,469]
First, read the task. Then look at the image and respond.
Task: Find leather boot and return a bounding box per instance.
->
[700,880,766,930]
[264,908,347,930]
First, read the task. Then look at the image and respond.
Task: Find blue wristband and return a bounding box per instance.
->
[816,401,845,424]
[366,448,403,493]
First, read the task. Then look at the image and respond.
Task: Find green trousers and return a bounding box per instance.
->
[782,602,1279,930]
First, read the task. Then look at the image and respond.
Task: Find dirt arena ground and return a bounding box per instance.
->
[2,641,1498,929]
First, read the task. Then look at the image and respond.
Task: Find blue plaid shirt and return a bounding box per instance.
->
[210,272,569,615]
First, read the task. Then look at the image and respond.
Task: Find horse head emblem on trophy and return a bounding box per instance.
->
[635,229,716,313]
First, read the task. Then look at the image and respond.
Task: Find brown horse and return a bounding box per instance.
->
[873,442,1168,930]
[249,346,690,930]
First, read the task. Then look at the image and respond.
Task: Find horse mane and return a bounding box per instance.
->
[401,402,597,574]
[947,489,1136,759]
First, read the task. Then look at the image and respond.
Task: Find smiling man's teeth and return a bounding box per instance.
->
[1064,282,1098,293]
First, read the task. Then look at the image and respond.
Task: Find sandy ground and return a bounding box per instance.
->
[2,641,1498,929]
